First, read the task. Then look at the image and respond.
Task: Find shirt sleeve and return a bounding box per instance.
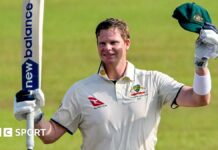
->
[51,85,82,134]
[155,71,184,106]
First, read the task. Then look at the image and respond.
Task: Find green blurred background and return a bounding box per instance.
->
[0,0,218,149]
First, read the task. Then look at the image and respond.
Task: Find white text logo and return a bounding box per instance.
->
[0,128,46,137]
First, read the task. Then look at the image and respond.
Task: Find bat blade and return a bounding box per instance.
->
[22,0,44,91]
[21,0,44,149]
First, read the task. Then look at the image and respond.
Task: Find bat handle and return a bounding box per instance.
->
[26,111,34,150]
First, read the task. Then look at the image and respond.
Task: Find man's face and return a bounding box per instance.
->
[97,28,130,66]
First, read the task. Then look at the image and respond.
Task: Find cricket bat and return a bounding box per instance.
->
[21,0,44,149]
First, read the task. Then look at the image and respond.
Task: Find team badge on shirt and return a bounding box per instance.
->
[130,84,147,97]
[88,96,107,109]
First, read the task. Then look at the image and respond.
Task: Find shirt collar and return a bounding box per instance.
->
[98,61,135,81]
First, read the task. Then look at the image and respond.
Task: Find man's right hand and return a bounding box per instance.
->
[14,89,45,122]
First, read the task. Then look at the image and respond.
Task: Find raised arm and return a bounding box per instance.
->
[35,119,66,144]
[176,67,211,107]
[176,25,218,107]
[14,89,66,144]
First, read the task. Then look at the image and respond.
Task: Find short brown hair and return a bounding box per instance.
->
[95,18,130,40]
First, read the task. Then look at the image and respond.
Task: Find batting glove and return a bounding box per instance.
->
[14,89,45,123]
[195,26,218,68]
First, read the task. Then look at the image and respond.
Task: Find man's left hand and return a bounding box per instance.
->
[195,28,218,68]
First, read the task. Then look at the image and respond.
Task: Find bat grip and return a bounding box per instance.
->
[26,111,34,150]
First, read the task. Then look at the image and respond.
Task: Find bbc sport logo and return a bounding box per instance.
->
[0,128,13,137]
[0,128,46,137]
